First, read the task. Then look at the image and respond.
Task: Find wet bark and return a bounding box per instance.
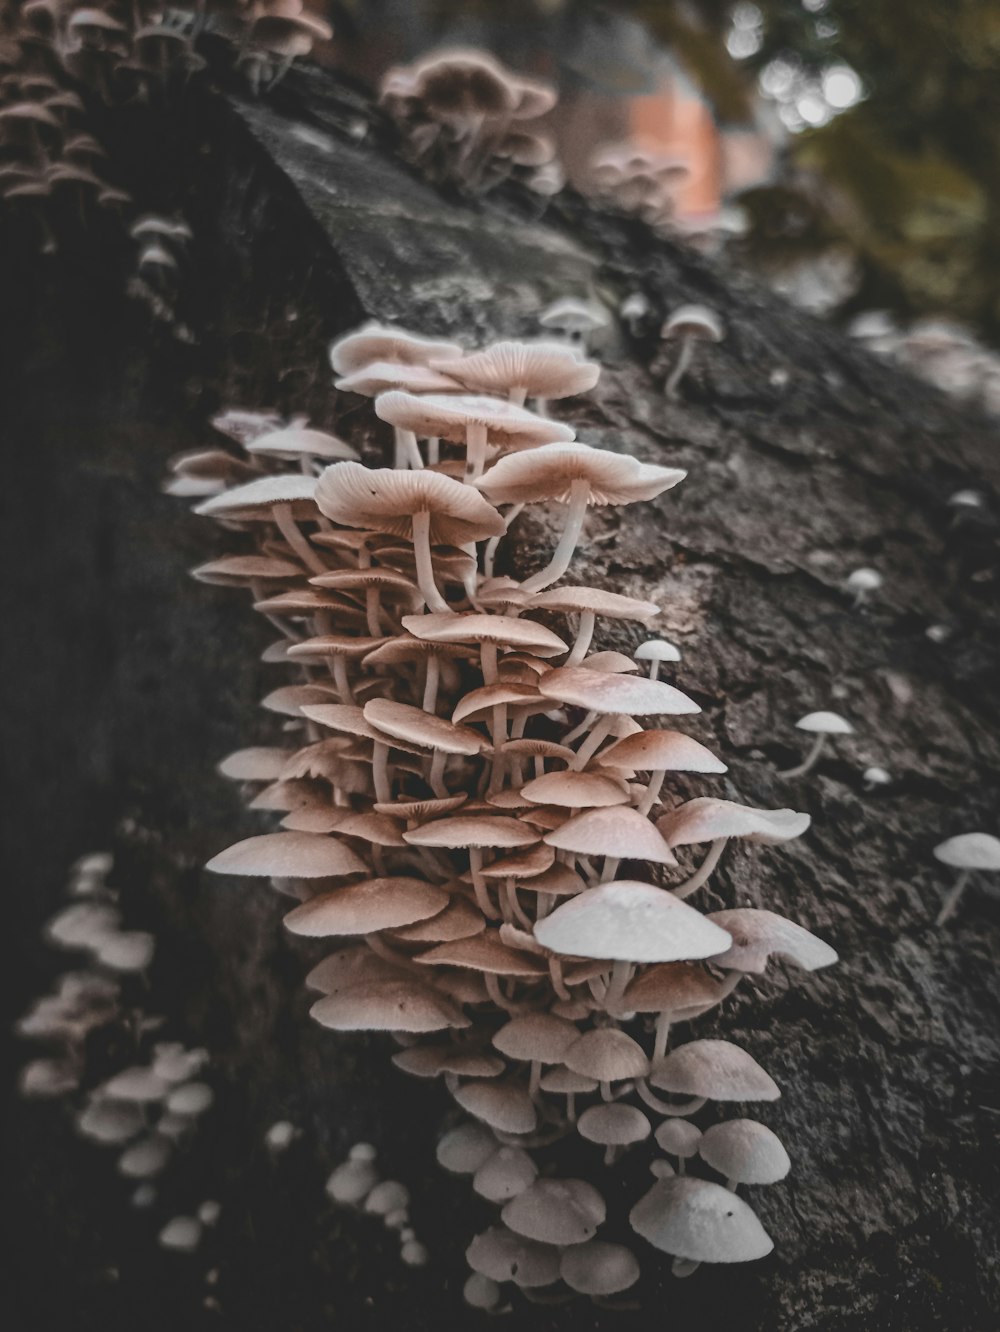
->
[3,61,999,1332]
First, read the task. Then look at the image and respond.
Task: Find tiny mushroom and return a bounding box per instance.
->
[661,304,724,397]
[779,711,855,779]
[657,799,811,897]
[932,832,1000,925]
[698,1119,791,1190]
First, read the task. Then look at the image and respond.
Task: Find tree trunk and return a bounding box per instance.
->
[4,64,999,1332]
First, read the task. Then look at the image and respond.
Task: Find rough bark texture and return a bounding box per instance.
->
[4,62,999,1332]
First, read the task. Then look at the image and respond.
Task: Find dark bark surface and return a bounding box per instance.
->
[3,62,999,1332]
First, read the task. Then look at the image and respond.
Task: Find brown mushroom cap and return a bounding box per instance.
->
[217,747,296,781]
[492,1013,579,1063]
[649,1040,780,1101]
[195,474,318,521]
[501,1178,606,1245]
[528,585,659,621]
[623,962,728,1012]
[404,815,539,851]
[475,442,685,507]
[699,1119,791,1185]
[704,908,838,973]
[472,1145,539,1202]
[388,896,486,944]
[362,698,487,757]
[246,427,358,461]
[415,933,547,977]
[206,833,367,880]
[392,1044,505,1079]
[563,1028,650,1082]
[630,1176,773,1263]
[537,666,699,716]
[520,770,630,808]
[376,390,573,450]
[598,729,726,774]
[193,554,302,586]
[577,1102,651,1147]
[310,980,469,1032]
[659,799,810,847]
[315,463,505,545]
[329,324,463,375]
[334,361,464,397]
[437,1121,498,1174]
[534,880,730,963]
[559,1241,640,1296]
[304,946,405,995]
[401,611,568,657]
[434,341,600,399]
[543,808,678,865]
[283,878,449,937]
[454,1080,538,1134]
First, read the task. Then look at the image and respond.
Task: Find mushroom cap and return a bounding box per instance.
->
[437,1121,498,1174]
[376,390,573,448]
[630,1176,773,1263]
[635,638,681,662]
[528,585,659,622]
[538,1066,598,1094]
[388,896,485,944]
[492,1013,579,1063]
[77,1098,144,1144]
[795,710,854,735]
[364,698,486,756]
[845,567,883,592]
[623,961,727,1012]
[476,441,685,507]
[194,474,318,520]
[246,427,358,461]
[705,908,838,973]
[477,842,557,879]
[206,833,367,879]
[453,682,541,723]
[544,808,678,865]
[520,769,630,808]
[662,304,724,342]
[559,1241,640,1296]
[535,880,730,963]
[334,360,463,397]
[473,1147,539,1202]
[283,878,449,937]
[453,1080,538,1134]
[315,463,505,545]
[392,1044,505,1079]
[401,611,568,656]
[415,932,547,977]
[649,1039,780,1101]
[103,1066,170,1104]
[537,665,699,716]
[933,832,1000,871]
[562,1028,650,1081]
[329,323,463,375]
[598,729,726,774]
[659,798,811,847]
[466,1227,560,1287]
[310,980,469,1032]
[411,48,519,117]
[654,1118,702,1158]
[404,815,539,851]
[501,1178,606,1245]
[539,297,609,333]
[577,1102,651,1146]
[193,554,302,586]
[699,1119,791,1185]
[435,341,600,399]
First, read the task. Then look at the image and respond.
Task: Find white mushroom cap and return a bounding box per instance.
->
[475,442,686,508]
[845,567,883,592]
[630,1176,773,1262]
[435,341,600,399]
[795,711,854,735]
[76,1098,144,1145]
[314,463,506,545]
[662,305,724,342]
[466,1227,560,1287]
[559,1240,640,1295]
[375,390,573,449]
[698,1119,791,1185]
[329,323,463,375]
[463,1273,502,1310]
[436,1122,498,1174]
[534,880,731,963]
[501,1178,606,1245]
[649,1040,780,1101]
[246,427,358,461]
[194,473,317,520]
[118,1134,172,1179]
[166,1082,214,1117]
[453,1079,538,1134]
[933,833,1000,871]
[654,1119,702,1158]
[537,665,699,716]
[635,638,681,662]
[539,297,609,333]
[158,1216,203,1253]
[206,832,367,879]
[473,1147,538,1201]
[577,1102,651,1147]
[659,799,811,847]
[705,908,838,973]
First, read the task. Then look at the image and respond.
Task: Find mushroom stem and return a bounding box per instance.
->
[371,741,391,806]
[483,972,521,1013]
[936,869,971,926]
[778,733,827,779]
[634,1080,706,1117]
[562,709,597,747]
[428,747,449,798]
[652,1010,671,1062]
[548,955,570,1000]
[364,588,382,638]
[528,1060,541,1098]
[646,658,662,682]
[273,502,326,575]
[421,654,441,714]
[572,713,617,769]
[464,420,489,480]
[604,959,634,1013]
[479,641,499,685]
[427,436,440,465]
[601,856,621,883]
[364,933,422,974]
[484,504,524,579]
[637,768,666,818]
[519,480,591,594]
[665,335,695,398]
[565,611,596,667]
[468,847,499,920]
[672,837,729,899]
[503,880,532,930]
[332,653,355,704]
[509,386,527,407]
[411,509,450,612]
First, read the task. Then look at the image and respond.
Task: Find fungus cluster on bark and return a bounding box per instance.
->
[174,312,839,1309]
[379,48,561,197]
[585,141,690,232]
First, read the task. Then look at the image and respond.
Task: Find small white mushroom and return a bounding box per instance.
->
[862,766,891,791]
[158,1216,202,1253]
[620,292,650,336]
[932,833,1000,925]
[845,567,883,607]
[661,305,724,397]
[265,1120,298,1152]
[779,711,854,778]
[634,637,681,680]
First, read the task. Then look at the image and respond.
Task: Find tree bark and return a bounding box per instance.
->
[3,63,999,1332]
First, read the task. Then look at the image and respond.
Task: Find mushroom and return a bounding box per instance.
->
[577,1102,651,1164]
[698,1119,791,1190]
[466,1226,560,1288]
[634,637,681,679]
[491,1012,579,1096]
[630,1175,773,1274]
[559,1240,640,1296]
[528,585,659,665]
[640,1038,779,1117]
[437,1122,498,1174]
[661,305,724,397]
[475,442,686,593]
[472,1146,538,1201]
[597,729,727,818]
[779,711,855,778]
[657,799,810,897]
[654,1118,702,1174]
[845,567,883,607]
[501,1177,606,1245]
[932,832,1000,925]
[539,297,610,352]
[433,339,599,412]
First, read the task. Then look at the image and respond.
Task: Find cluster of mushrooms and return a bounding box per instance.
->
[850,311,1000,420]
[379,48,562,198]
[585,141,690,234]
[17,852,221,1251]
[171,314,839,1309]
